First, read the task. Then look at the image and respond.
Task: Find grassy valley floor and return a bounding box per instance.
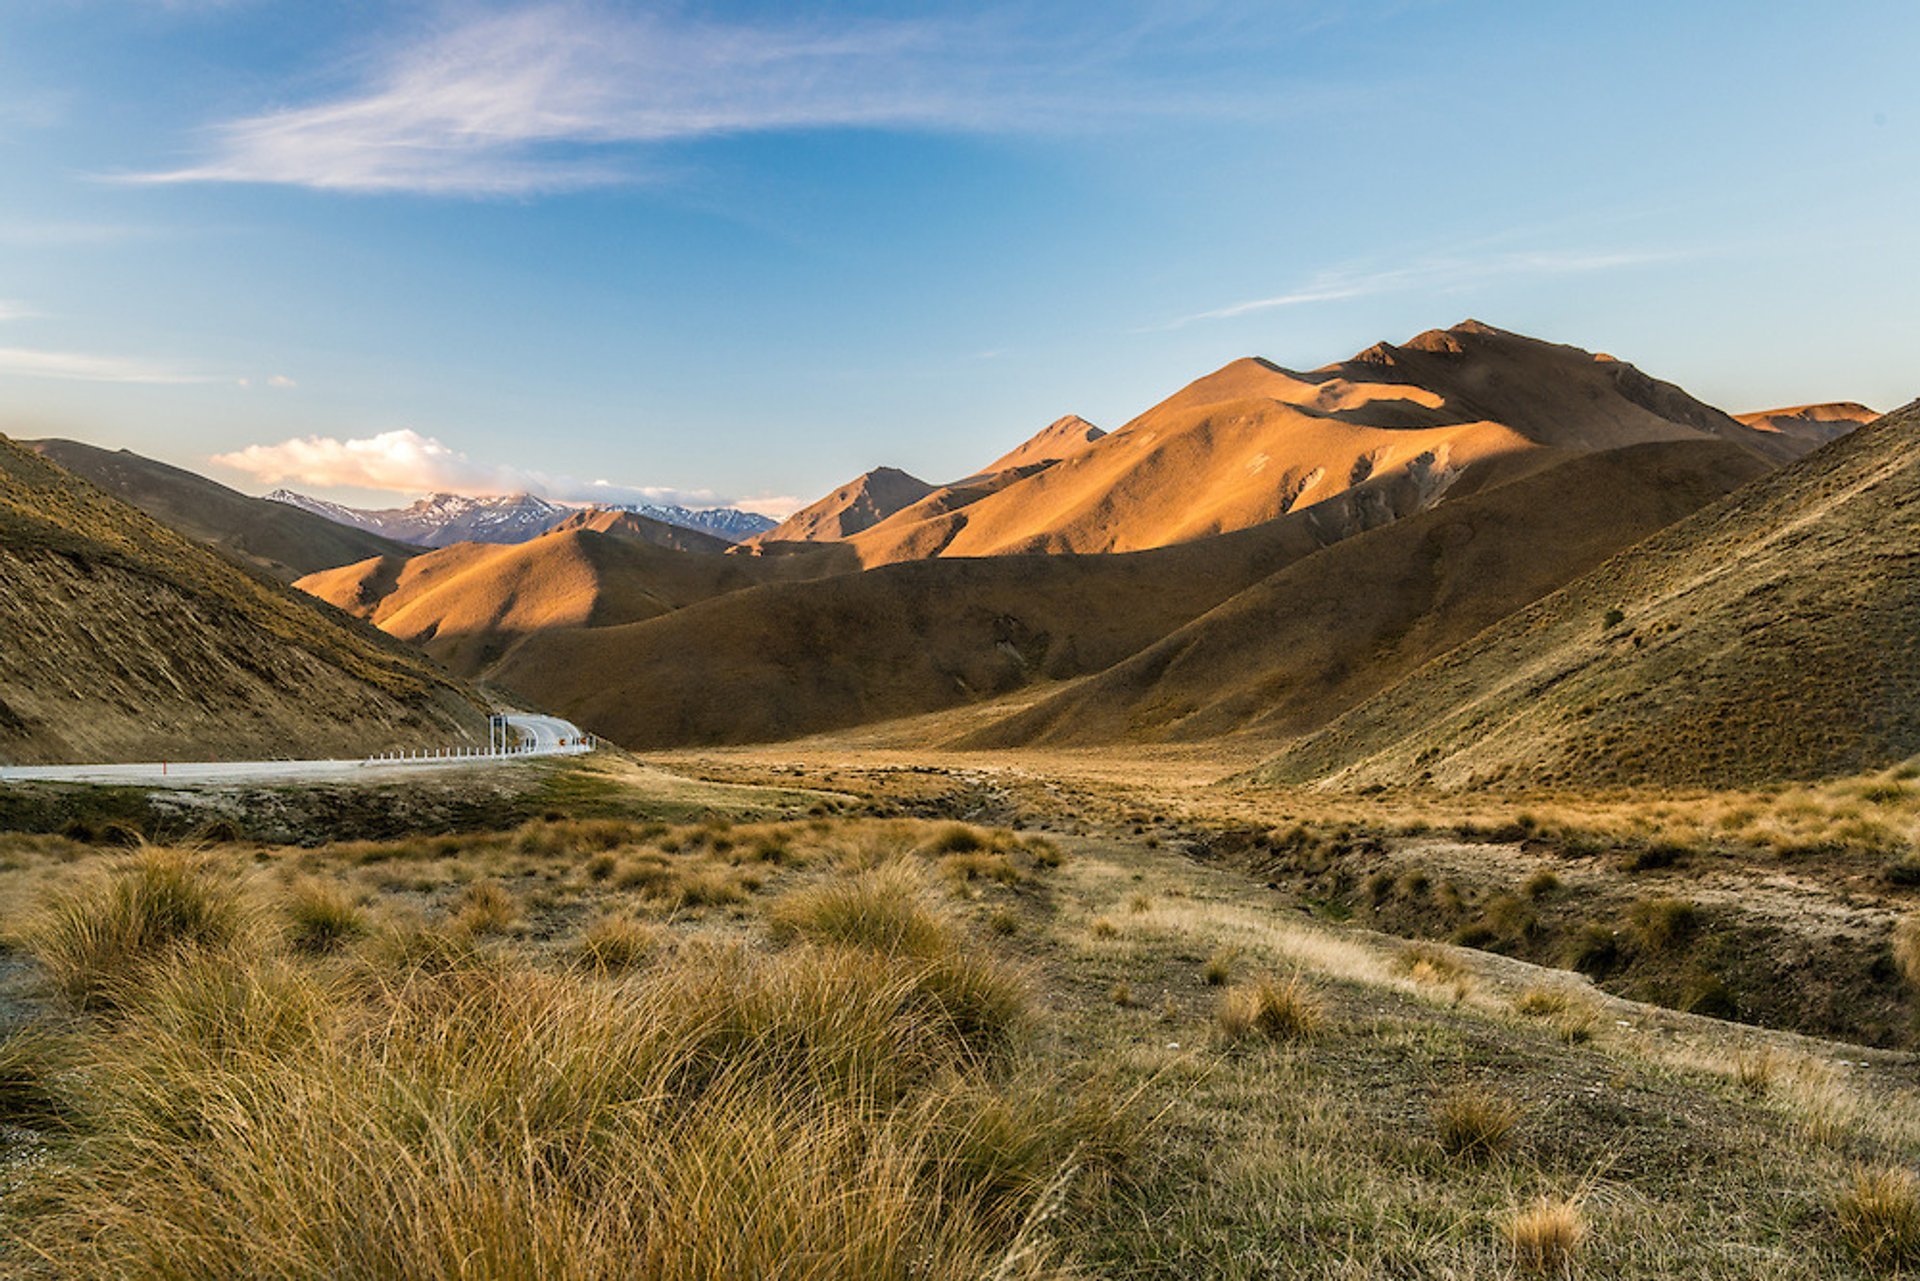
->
[2,753,1919,1276]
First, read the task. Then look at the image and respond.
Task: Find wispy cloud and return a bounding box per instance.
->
[124,3,1300,196]
[1154,249,1682,330]
[212,427,792,514]
[0,300,38,322]
[0,346,220,384]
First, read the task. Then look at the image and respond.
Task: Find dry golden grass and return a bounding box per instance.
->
[1203,947,1236,987]
[569,912,663,973]
[283,877,366,953]
[1893,912,1920,989]
[1836,1166,1920,1270]
[1507,1195,1586,1274]
[1433,1087,1519,1161]
[26,846,247,1009]
[5,829,1103,1279]
[1217,974,1323,1042]
[450,878,518,935]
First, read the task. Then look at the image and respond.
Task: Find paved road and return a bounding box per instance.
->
[0,714,593,788]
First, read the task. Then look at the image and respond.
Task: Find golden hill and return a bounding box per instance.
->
[804,321,1800,566]
[0,435,485,764]
[297,527,841,677]
[959,438,1771,749]
[1735,401,1879,449]
[978,413,1106,474]
[478,432,1768,752]
[23,438,417,579]
[1251,399,1920,789]
[750,466,934,546]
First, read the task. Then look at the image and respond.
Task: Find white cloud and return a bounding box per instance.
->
[211,427,779,513]
[1155,249,1681,330]
[0,346,219,384]
[266,373,297,389]
[123,3,1292,195]
[0,300,36,322]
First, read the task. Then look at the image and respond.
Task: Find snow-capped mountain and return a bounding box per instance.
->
[267,490,775,547]
[596,503,776,541]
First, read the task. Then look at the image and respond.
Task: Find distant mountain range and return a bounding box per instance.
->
[266,489,775,548]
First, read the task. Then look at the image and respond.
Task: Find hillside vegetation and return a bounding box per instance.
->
[24,438,419,580]
[0,435,485,764]
[963,438,1770,748]
[1254,400,1920,788]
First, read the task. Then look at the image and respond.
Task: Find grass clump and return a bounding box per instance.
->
[770,861,950,956]
[28,846,246,1010]
[15,936,1076,1278]
[1202,948,1236,987]
[1892,912,1920,988]
[570,913,663,974]
[1508,1195,1585,1274]
[283,878,366,954]
[1217,974,1323,1043]
[449,879,517,935]
[1433,1087,1518,1161]
[0,1022,66,1126]
[1837,1165,1920,1270]
[1629,897,1699,951]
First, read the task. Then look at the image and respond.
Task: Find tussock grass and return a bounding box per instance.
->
[1507,1195,1585,1274]
[569,913,663,973]
[1629,897,1699,951]
[1217,974,1323,1043]
[450,879,517,935]
[28,846,246,1010]
[0,1021,66,1126]
[1734,1048,1779,1097]
[283,878,365,953]
[938,851,1022,887]
[770,861,950,955]
[1837,1165,1920,1269]
[1433,1087,1518,1161]
[15,900,1091,1277]
[1892,912,1920,989]
[1203,947,1236,987]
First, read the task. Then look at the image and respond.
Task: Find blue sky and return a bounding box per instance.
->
[0,0,1914,514]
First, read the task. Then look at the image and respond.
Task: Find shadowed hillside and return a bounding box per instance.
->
[24,438,418,579]
[543,507,734,554]
[1735,402,1879,449]
[1252,400,1920,789]
[0,435,486,764]
[959,438,1771,749]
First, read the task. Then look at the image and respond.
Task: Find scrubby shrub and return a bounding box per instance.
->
[1090,917,1120,940]
[1217,974,1323,1042]
[29,847,246,1009]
